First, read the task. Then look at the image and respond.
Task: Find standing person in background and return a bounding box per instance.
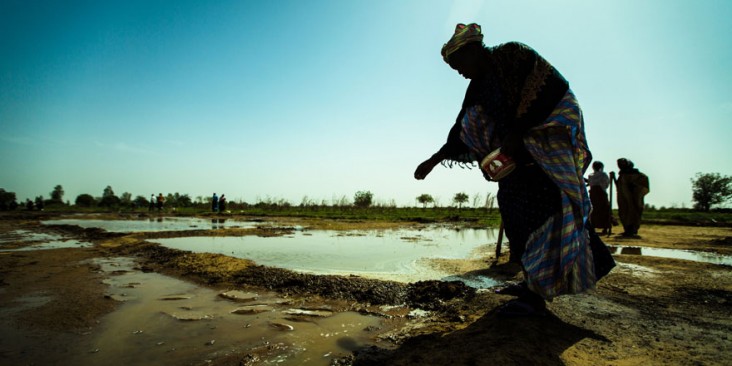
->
[156,193,164,212]
[587,161,611,235]
[611,158,649,238]
[211,193,219,213]
[414,23,615,316]
[218,194,227,212]
[149,194,155,212]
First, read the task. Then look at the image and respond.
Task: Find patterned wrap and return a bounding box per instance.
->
[520,90,595,298]
[461,90,597,299]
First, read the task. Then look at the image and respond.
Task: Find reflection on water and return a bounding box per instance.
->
[609,245,732,266]
[42,217,258,232]
[211,218,227,229]
[152,227,500,284]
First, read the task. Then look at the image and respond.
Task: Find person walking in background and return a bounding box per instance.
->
[218,194,227,212]
[587,161,611,235]
[414,23,615,316]
[611,158,650,238]
[211,193,219,213]
[156,193,165,212]
[149,194,155,212]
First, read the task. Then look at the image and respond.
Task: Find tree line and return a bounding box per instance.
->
[1,173,731,212]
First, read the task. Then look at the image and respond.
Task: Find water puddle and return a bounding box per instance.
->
[41,217,259,232]
[0,229,62,243]
[0,239,93,251]
[0,229,93,251]
[151,227,500,284]
[62,257,391,366]
[609,245,732,266]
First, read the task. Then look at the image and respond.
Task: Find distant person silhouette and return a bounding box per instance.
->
[212,193,219,212]
[611,158,649,238]
[587,161,611,235]
[149,194,155,212]
[156,193,165,212]
[218,194,227,212]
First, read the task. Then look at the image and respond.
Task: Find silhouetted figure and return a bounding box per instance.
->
[156,193,165,212]
[587,161,611,235]
[414,23,615,317]
[612,158,649,238]
[211,193,219,212]
[219,194,227,212]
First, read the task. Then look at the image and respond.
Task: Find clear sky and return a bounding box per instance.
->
[1,0,731,208]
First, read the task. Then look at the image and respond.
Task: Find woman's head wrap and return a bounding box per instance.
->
[441,23,484,63]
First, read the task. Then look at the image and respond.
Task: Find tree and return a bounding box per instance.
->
[484,192,496,211]
[453,192,469,209]
[0,188,18,211]
[164,193,176,208]
[353,191,373,208]
[35,195,45,210]
[120,192,132,205]
[472,193,482,208]
[50,185,64,204]
[133,195,149,208]
[75,194,96,207]
[176,193,192,207]
[691,172,732,211]
[99,186,120,207]
[416,194,434,208]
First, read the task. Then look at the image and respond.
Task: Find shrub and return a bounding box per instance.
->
[75,194,96,207]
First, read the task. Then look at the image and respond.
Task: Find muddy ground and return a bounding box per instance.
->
[0,211,730,365]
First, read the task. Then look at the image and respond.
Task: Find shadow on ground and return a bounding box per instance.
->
[347,307,609,366]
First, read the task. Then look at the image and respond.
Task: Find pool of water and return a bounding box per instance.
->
[0,229,93,251]
[0,256,390,366]
[609,245,732,266]
[152,227,501,285]
[41,217,259,232]
[0,229,64,243]
[0,239,93,251]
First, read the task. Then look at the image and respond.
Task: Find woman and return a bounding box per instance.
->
[415,23,615,315]
[613,158,649,237]
[587,161,611,235]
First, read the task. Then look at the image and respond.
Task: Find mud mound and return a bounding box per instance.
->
[406,280,476,310]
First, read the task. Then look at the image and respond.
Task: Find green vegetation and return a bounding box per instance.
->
[640,208,732,226]
[353,191,373,208]
[690,172,732,211]
[416,194,435,208]
[453,192,469,209]
[3,180,732,227]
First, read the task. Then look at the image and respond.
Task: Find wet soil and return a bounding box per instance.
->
[1,212,731,365]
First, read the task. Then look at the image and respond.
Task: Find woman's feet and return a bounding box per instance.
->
[495,282,547,317]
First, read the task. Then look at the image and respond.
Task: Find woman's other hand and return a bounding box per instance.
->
[501,132,523,158]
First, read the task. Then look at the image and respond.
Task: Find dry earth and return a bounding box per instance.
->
[0,212,730,365]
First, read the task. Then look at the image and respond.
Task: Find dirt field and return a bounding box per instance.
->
[1,212,730,365]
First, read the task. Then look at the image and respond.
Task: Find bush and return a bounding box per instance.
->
[75,194,96,207]
[354,191,373,208]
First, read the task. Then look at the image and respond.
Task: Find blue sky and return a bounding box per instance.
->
[1,0,731,208]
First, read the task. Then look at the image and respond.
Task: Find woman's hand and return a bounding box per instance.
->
[414,154,443,180]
